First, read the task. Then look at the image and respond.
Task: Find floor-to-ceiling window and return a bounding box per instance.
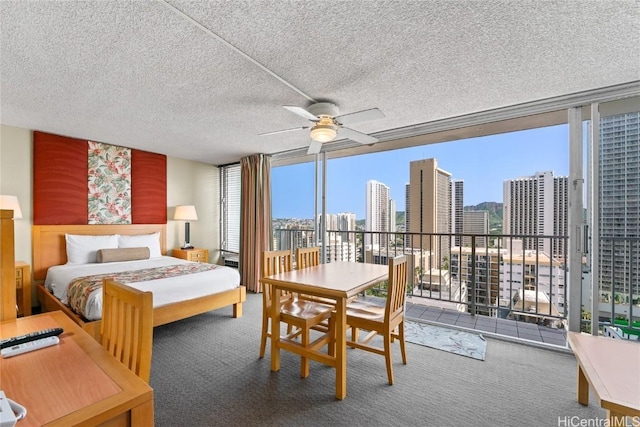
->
[231,91,640,338]
[583,102,640,334]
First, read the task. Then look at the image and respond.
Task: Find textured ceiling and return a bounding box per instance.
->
[1,0,639,165]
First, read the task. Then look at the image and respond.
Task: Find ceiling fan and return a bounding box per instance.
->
[259,102,385,154]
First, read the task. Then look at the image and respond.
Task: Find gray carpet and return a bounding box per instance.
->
[150,293,606,427]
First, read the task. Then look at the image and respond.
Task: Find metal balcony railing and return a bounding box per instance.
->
[273,228,640,336]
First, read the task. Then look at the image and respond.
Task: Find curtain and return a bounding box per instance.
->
[240,154,272,293]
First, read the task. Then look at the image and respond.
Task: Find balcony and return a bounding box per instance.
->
[273,228,640,345]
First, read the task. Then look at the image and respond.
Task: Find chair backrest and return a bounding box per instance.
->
[262,250,293,306]
[296,246,320,270]
[262,249,293,277]
[385,255,408,324]
[101,279,154,383]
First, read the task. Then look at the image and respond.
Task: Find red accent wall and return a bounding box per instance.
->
[33,132,88,225]
[33,131,167,225]
[131,149,167,224]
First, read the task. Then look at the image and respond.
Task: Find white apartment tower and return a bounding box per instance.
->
[317,213,338,235]
[365,180,390,247]
[336,212,356,241]
[503,171,568,257]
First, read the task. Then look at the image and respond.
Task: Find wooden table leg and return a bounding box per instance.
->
[271,287,281,372]
[131,398,154,426]
[607,410,627,426]
[301,328,310,378]
[335,297,347,400]
[577,364,589,406]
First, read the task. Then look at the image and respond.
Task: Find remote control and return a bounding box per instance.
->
[0,327,63,349]
[1,336,60,358]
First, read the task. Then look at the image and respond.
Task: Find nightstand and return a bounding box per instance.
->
[172,248,209,263]
[15,261,31,317]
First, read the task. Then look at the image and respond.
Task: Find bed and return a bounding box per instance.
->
[34,224,246,341]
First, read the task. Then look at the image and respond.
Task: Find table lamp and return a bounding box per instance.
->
[174,205,198,249]
[0,195,23,219]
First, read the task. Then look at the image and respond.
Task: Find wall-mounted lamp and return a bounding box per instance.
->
[0,195,23,219]
[174,205,198,249]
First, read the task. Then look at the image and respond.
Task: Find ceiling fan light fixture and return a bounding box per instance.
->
[310,116,338,142]
[310,124,337,142]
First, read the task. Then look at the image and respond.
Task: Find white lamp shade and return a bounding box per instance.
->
[174,205,198,221]
[0,195,23,219]
[310,125,337,142]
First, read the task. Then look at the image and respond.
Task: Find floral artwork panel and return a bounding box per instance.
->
[88,141,132,224]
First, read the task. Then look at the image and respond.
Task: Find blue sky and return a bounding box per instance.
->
[272,124,570,219]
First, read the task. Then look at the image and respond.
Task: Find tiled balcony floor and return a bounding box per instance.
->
[404,298,569,348]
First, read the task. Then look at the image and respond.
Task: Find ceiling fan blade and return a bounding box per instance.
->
[307,139,322,155]
[283,105,319,121]
[335,108,385,126]
[338,126,379,144]
[258,126,308,136]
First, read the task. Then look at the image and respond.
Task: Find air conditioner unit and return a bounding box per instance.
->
[223,254,239,269]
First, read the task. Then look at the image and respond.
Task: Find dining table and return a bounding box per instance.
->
[260,261,389,400]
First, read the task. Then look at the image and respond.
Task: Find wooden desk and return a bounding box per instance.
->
[261,261,389,400]
[0,311,154,426]
[567,332,640,424]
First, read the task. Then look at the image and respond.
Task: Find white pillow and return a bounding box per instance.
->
[65,234,118,264]
[117,232,162,258]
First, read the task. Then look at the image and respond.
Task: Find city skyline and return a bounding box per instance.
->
[272,124,569,219]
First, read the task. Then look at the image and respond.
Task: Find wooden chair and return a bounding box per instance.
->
[295,246,336,350]
[260,249,334,378]
[296,246,355,308]
[296,246,320,270]
[346,255,408,385]
[296,246,330,305]
[101,279,154,383]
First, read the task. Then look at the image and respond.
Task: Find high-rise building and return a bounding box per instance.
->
[317,213,337,235]
[503,170,568,257]
[404,183,411,246]
[365,180,390,247]
[389,199,396,232]
[450,244,565,317]
[336,212,356,241]
[597,111,640,297]
[451,180,464,247]
[320,234,356,263]
[463,210,489,247]
[273,224,314,252]
[407,158,452,262]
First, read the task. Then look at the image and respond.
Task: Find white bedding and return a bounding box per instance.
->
[44,256,241,321]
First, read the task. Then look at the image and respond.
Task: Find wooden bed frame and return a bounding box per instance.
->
[33,224,246,341]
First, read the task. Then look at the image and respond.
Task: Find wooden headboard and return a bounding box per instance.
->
[32,224,167,280]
